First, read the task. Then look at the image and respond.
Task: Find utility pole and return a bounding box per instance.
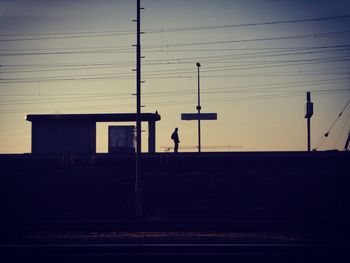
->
[134,0,143,217]
[305,92,313,152]
[196,62,201,152]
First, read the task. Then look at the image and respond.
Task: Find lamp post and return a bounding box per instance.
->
[196,62,201,153]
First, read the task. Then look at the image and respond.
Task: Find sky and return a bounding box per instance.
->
[0,0,350,153]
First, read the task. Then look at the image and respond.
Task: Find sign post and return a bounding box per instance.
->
[196,63,201,152]
[181,113,217,120]
[305,92,313,152]
[181,113,217,151]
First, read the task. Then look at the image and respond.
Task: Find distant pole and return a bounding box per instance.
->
[307,112,311,152]
[135,0,142,217]
[305,92,313,152]
[196,62,201,153]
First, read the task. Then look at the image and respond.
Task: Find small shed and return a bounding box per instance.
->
[26,113,161,154]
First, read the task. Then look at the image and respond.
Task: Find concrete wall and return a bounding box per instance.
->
[142,152,349,218]
[0,155,134,216]
[32,120,96,154]
[0,152,348,219]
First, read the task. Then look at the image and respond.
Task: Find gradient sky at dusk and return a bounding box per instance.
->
[1,0,350,153]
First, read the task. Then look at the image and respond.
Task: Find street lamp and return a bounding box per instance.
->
[196,62,201,152]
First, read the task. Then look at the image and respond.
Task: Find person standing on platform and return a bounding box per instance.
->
[171,128,180,153]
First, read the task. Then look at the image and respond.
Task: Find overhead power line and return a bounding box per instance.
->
[314,99,350,150]
[2,47,350,74]
[1,89,347,107]
[1,14,349,41]
[334,111,350,148]
[1,89,347,114]
[0,47,132,56]
[0,32,135,42]
[147,14,350,33]
[3,43,350,54]
[0,31,349,57]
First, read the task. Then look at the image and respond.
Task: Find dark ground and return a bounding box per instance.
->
[0,151,349,261]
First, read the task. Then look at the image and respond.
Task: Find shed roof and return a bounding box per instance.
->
[26,113,161,122]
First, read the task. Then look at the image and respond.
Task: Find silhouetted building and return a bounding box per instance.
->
[26,113,161,155]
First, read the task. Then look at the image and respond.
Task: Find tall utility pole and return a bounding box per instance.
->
[135,0,143,217]
[196,62,201,153]
[305,91,313,152]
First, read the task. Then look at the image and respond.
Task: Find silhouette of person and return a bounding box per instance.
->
[171,128,180,153]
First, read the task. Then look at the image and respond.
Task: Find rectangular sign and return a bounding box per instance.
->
[108,126,135,153]
[181,113,217,121]
[305,102,313,118]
